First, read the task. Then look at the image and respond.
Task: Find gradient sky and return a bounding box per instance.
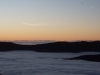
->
[0,0,100,41]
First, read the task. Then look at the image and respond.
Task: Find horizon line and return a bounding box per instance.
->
[0,40,100,42]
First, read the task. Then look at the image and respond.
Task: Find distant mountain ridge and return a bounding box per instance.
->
[65,54,100,62]
[0,41,100,52]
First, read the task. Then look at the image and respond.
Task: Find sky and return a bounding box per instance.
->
[0,0,100,41]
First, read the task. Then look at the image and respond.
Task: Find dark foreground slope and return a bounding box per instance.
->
[0,41,100,52]
[65,54,100,62]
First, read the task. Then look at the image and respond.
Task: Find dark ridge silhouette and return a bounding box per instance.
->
[33,41,100,52]
[0,41,100,52]
[0,42,35,51]
[64,54,100,62]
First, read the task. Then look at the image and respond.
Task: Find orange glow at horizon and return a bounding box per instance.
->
[0,33,100,41]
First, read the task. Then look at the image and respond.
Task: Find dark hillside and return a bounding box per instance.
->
[0,41,100,52]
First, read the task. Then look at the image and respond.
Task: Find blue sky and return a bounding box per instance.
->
[0,0,100,41]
